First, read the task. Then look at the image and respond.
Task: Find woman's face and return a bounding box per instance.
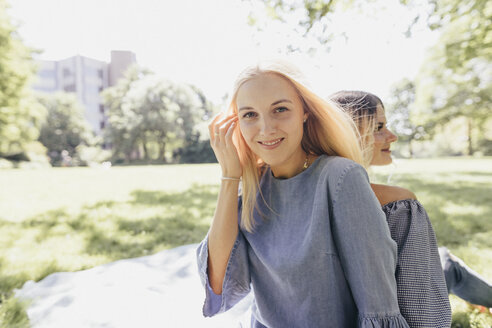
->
[370,105,398,166]
[236,73,308,178]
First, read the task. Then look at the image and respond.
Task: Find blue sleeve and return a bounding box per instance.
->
[195,198,251,317]
[331,165,409,327]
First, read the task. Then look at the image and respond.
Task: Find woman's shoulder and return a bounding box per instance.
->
[317,155,363,176]
[314,156,367,188]
[370,183,417,207]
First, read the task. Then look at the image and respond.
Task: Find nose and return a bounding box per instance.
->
[386,129,397,143]
[259,116,277,136]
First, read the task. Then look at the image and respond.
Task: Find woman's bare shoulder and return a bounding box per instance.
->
[370,183,417,206]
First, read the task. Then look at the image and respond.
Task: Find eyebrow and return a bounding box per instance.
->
[238,99,292,111]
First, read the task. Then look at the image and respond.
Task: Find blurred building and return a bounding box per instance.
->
[33,50,136,136]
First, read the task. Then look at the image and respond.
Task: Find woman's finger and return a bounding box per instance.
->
[214,115,235,139]
[218,116,238,139]
[208,112,224,141]
[224,120,237,147]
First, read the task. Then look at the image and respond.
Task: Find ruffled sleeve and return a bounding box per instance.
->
[359,314,411,327]
[382,199,452,328]
[195,197,251,317]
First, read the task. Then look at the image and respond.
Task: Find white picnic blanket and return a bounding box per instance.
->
[16,244,252,328]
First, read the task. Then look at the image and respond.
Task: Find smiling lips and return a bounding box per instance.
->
[258,137,284,148]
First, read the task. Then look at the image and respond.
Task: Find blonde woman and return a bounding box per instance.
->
[330,90,453,327]
[196,62,410,327]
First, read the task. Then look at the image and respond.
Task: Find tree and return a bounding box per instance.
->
[414,0,491,154]
[0,0,45,157]
[103,66,211,163]
[102,65,152,162]
[386,79,430,157]
[173,85,217,164]
[250,0,487,34]
[249,0,354,31]
[37,92,94,166]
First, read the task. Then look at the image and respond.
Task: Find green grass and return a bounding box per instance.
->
[1,158,491,327]
[0,295,29,328]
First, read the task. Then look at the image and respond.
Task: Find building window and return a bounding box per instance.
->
[100,121,105,129]
[64,84,76,92]
[98,69,103,79]
[63,68,71,78]
[99,104,105,114]
[98,86,104,93]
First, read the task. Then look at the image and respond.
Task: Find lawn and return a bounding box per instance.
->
[1,158,491,327]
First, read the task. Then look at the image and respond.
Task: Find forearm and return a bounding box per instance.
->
[207,179,240,294]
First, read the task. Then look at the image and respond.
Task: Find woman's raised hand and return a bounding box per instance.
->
[209,113,242,179]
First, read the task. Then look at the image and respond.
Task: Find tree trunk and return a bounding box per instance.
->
[159,142,166,163]
[408,139,414,158]
[467,118,473,155]
[142,135,149,160]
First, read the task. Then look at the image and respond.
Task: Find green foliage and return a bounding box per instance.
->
[451,305,492,328]
[477,139,492,156]
[102,65,149,163]
[37,92,95,166]
[245,0,357,53]
[386,79,430,157]
[0,295,30,328]
[103,65,212,163]
[173,135,217,164]
[0,0,46,157]
[252,0,359,31]
[423,0,490,31]
[415,0,491,155]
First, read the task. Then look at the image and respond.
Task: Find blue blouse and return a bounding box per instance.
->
[197,155,409,327]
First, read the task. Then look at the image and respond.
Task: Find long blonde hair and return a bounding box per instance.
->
[227,61,364,232]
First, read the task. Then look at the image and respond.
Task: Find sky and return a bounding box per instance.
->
[8,0,439,104]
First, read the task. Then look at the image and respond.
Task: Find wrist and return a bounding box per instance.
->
[221,176,241,181]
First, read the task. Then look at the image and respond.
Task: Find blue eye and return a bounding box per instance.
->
[243,111,257,119]
[275,107,288,113]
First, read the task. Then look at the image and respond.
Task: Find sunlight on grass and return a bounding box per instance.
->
[0,164,222,222]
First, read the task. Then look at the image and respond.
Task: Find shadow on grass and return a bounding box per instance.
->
[0,183,218,298]
[83,184,218,259]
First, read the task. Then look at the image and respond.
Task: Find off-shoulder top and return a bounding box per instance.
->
[382,199,451,327]
[197,155,410,327]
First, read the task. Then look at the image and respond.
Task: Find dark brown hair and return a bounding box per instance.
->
[329,90,385,167]
[329,90,384,128]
